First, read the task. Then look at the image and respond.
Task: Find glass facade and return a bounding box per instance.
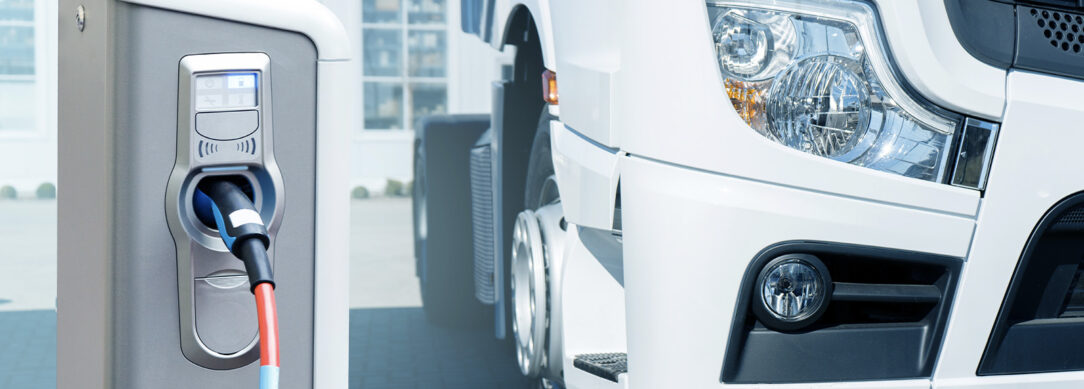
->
[408,0,445,25]
[361,0,448,130]
[408,30,445,77]
[364,82,404,129]
[363,28,402,77]
[0,0,36,133]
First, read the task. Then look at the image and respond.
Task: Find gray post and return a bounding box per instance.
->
[58,0,116,387]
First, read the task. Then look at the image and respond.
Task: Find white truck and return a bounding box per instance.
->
[414,0,1084,387]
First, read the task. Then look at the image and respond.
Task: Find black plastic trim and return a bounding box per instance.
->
[832,282,942,303]
[1015,5,1084,80]
[945,0,1017,69]
[979,192,1084,375]
[721,241,962,384]
[944,0,1084,80]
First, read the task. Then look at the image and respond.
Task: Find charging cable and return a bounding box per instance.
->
[194,180,279,389]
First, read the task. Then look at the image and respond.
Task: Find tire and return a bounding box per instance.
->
[414,118,489,328]
[525,113,557,210]
[508,109,563,386]
[504,110,555,335]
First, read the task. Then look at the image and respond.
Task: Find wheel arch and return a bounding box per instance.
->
[491,1,556,71]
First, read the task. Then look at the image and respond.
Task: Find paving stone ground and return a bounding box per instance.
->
[0,310,55,389]
[0,198,530,388]
[349,308,529,389]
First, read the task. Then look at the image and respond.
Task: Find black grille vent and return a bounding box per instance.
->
[1054,205,1084,226]
[981,194,1084,375]
[1031,8,1084,53]
[469,138,498,304]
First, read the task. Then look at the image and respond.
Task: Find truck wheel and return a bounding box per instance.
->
[511,112,565,385]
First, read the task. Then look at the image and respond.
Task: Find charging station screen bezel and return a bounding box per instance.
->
[193,72,260,111]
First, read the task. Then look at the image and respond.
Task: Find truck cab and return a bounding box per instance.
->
[415,1,1084,387]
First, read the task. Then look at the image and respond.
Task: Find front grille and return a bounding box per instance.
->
[1046,203,1084,318]
[981,195,1084,375]
[1060,268,1084,317]
[469,143,498,304]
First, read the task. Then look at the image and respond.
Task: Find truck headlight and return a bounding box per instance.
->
[709,0,960,183]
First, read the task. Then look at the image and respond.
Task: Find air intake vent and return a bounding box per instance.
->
[723,241,961,383]
[469,135,498,304]
[981,193,1084,375]
[1030,8,1084,53]
[1059,267,1084,318]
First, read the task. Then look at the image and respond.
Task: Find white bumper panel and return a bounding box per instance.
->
[934,71,1084,388]
[551,121,621,231]
[620,155,974,388]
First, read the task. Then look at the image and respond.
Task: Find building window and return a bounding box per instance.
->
[361,0,447,131]
[0,0,36,132]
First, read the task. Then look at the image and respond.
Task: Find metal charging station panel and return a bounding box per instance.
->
[104,5,314,387]
[59,1,331,387]
[167,52,284,369]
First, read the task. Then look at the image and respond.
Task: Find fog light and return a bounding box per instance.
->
[752,254,832,331]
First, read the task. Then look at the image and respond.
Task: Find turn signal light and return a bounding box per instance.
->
[542,69,558,105]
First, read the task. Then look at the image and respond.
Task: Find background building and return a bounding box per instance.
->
[326,0,502,194]
[0,0,501,196]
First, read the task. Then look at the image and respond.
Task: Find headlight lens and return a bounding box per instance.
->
[709,1,959,183]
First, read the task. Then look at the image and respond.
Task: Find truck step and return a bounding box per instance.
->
[573,353,628,383]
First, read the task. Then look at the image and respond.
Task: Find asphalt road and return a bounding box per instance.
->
[0,198,528,388]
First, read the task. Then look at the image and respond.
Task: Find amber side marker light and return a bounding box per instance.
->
[542,69,558,105]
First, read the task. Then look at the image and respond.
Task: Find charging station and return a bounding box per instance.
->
[57,1,353,387]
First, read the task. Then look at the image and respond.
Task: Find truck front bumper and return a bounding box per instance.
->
[609,70,1084,388]
[618,153,974,388]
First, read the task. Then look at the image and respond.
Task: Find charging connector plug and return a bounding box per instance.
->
[193,178,280,389]
[194,179,274,290]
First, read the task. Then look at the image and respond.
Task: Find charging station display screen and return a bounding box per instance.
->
[195,73,258,110]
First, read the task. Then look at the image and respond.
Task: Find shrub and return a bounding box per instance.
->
[0,185,15,200]
[351,186,370,199]
[36,182,56,199]
[385,179,405,197]
[405,180,414,196]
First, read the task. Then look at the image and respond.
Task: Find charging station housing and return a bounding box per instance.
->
[57,1,353,387]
